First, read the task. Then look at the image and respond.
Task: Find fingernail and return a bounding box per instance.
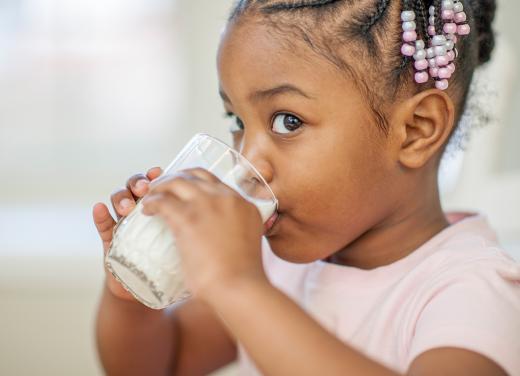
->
[136,179,148,190]
[120,198,134,209]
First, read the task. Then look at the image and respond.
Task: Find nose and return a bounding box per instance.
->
[239,134,274,186]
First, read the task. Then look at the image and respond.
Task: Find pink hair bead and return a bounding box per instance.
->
[401,44,416,56]
[447,50,455,61]
[428,58,437,68]
[438,67,452,79]
[435,79,449,90]
[428,26,436,36]
[403,31,418,42]
[454,12,467,23]
[414,59,429,70]
[457,24,471,35]
[442,10,454,20]
[435,55,449,66]
[447,63,456,74]
[429,67,439,78]
[415,71,429,84]
[443,23,457,34]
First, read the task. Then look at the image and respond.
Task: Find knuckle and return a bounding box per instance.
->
[184,207,199,224]
[127,173,147,188]
[223,193,240,208]
[185,167,218,182]
[110,187,129,201]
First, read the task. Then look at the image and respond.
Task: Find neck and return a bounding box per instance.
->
[326,178,449,270]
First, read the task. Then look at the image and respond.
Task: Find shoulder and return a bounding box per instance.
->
[406,218,520,376]
[411,214,518,288]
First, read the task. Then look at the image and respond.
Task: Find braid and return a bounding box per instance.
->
[413,0,429,42]
[360,0,391,34]
[262,0,342,12]
[433,0,443,35]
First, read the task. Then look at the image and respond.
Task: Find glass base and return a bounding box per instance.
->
[107,256,164,308]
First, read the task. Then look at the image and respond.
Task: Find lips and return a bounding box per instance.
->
[264,211,280,235]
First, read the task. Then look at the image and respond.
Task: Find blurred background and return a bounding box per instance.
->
[0,0,518,375]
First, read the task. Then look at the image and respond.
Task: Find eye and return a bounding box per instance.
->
[272,113,303,135]
[225,112,244,133]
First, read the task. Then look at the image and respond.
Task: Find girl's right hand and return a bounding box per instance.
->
[92,166,163,302]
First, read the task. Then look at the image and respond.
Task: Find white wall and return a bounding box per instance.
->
[0,0,518,375]
[0,1,236,375]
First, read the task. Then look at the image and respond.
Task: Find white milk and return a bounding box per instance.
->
[106,179,277,309]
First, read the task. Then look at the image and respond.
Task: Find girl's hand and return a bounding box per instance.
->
[92,166,163,302]
[140,168,268,301]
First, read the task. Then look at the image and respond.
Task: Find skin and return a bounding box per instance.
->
[92,17,508,376]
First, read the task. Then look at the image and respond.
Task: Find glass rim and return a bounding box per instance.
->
[195,133,278,209]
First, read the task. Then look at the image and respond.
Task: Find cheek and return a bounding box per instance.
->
[271,130,392,262]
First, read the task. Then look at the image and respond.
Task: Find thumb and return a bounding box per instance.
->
[93,202,116,254]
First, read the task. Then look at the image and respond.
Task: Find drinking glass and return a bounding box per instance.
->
[105,133,278,309]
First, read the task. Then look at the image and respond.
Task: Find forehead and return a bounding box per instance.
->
[216,19,357,101]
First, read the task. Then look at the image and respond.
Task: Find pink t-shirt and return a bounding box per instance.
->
[237,214,520,375]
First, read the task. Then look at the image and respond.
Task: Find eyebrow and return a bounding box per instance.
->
[219,84,314,104]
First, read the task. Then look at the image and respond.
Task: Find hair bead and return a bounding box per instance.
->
[435,79,449,90]
[401,0,471,90]
[401,43,416,56]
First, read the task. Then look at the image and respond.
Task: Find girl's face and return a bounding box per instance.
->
[217,20,400,264]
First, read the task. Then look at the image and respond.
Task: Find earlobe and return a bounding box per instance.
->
[397,89,455,169]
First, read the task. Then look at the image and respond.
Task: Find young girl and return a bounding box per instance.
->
[93,0,520,375]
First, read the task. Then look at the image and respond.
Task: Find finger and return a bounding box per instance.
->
[126,173,150,199]
[146,166,163,181]
[181,167,220,183]
[110,187,136,220]
[141,192,187,231]
[149,173,211,201]
[92,202,116,253]
[182,167,247,197]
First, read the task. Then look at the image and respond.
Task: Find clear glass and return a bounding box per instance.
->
[105,133,278,309]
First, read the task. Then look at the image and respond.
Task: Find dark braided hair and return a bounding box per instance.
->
[413,0,429,43]
[228,0,496,137]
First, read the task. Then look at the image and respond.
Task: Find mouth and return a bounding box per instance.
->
[264,211,281,235]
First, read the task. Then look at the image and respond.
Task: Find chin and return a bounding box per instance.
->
[266,233,325,264]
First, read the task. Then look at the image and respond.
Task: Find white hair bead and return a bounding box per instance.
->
[453,2,464,13]
[434,45,448,56]
[432,35,447,46]
[415,40,425,50]
[442,0,454,10]
[401,11,416,22]
[402,21,416,32]
[413,49,427,61]
[427,47,436,59]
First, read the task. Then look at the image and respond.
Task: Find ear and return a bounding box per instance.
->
[393,89,456,169]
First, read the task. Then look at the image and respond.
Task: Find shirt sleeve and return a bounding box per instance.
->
[406,260,520,376]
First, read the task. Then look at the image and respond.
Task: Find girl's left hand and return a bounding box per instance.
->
[141,168,268,302]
